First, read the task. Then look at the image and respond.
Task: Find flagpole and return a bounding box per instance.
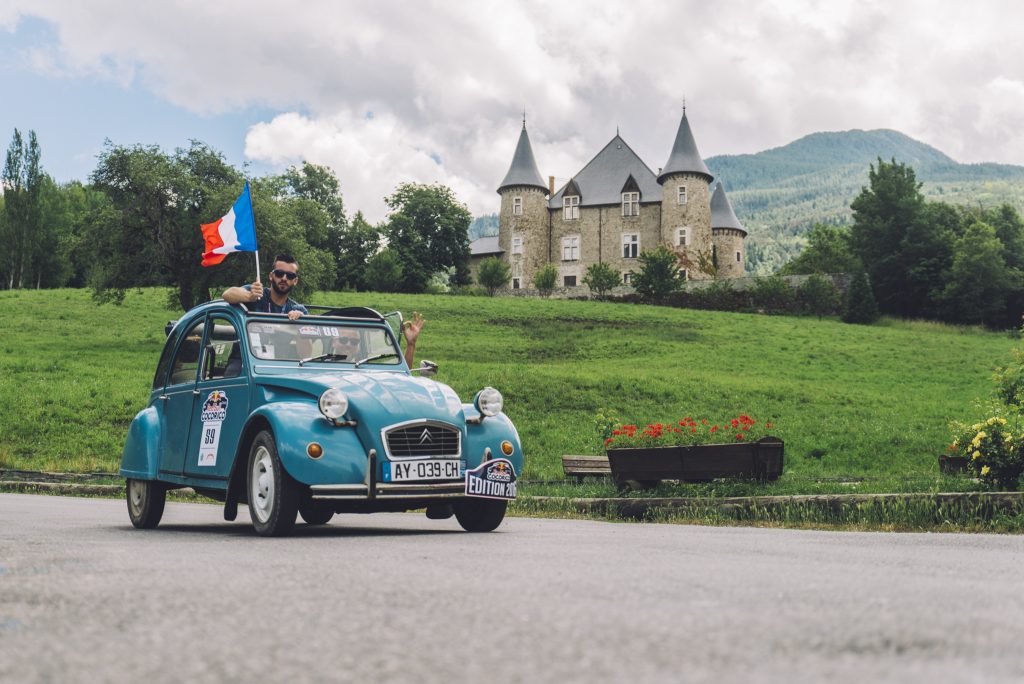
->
[245,179,260,284]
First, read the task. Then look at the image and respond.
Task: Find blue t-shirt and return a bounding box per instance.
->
[241,284,308,315]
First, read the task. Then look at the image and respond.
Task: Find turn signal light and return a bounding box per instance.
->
[307,443,324,459]
[500,441,514,456]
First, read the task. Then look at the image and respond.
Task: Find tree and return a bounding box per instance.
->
[848,158,925,316]
[938,220,1017,327]
[85,141,335,311]
[382,183,472,293]
[779,223,860,275]
[582,262,621,299]
[842,270,880,324]
[335,211,380,290]
[1,129,44,289]
[796,274,840,319]
[477,257,511,296]
[534,264,557,297]
[632,246,683,303]
[364,248,404,292]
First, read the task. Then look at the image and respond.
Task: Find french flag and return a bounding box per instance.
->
[201,181,258,266]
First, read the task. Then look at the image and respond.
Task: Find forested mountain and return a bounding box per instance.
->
[705,129,1024,273]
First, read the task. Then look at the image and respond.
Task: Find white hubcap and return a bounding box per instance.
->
[129,480,146,512]
[251,446,275,523]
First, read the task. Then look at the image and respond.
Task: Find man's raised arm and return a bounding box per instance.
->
[223,281,263,304]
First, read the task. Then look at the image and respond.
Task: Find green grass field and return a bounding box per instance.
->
[0,288,1014,497]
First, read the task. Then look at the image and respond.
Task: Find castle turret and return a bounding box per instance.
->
[658,109,713,280]
[710,182,747,278]
[496,123,548,290]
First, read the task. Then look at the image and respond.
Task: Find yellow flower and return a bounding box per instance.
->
[972,423,982,431]
[952,440,960,449]
[972,450,982,460]
[981,466,991,476]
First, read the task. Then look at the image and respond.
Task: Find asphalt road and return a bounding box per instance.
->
[2,494,1023,683]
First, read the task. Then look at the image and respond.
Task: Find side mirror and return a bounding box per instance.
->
[415,360,438,377]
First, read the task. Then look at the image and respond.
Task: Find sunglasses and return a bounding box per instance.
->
[271,269,298,281]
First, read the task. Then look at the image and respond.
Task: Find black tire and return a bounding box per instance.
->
[298,497,334,526]
[247,430,299,536]
[126,478,166,529]
[453,498,507,532]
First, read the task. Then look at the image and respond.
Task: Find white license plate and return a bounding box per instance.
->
[385,459,463,482]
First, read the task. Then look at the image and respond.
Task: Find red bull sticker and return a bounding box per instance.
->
[465,458,517,500]
[197,390,229,467]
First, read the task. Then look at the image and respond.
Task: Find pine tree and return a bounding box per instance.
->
[842,270,880,324]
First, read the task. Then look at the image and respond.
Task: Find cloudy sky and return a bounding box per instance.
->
[2,0,1024,222]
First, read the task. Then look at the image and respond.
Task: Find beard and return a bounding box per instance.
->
[271,278,293,296]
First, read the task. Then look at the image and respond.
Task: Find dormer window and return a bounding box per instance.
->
[621,192,639,217]
[563,196,579,220]
[512,197,522,215]
[678,185,687,205]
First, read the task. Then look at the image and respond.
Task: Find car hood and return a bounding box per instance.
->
[255,369,467,426]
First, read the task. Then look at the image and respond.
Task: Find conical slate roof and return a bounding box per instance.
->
[658,110,712,184]
[497,125,547,193]
[710,182,746,234]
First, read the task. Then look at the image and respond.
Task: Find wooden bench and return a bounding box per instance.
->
[562,455,611,482]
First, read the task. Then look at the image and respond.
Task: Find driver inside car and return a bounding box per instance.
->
[329,331,362,360]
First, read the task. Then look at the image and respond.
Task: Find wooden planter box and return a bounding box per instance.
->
[607,436,784,489]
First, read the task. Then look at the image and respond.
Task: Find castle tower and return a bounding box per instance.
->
[710,182,747,278]
[657,109,713,280]
[497,122,548,290]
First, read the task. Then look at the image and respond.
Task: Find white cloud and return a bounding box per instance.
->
[6,0,1024,220]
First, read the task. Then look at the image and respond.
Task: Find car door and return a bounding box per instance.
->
[158,318,206,477]
[182,314,249,482]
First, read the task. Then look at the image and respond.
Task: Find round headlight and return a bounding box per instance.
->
[475,387,503,417]
[319,388,349,420]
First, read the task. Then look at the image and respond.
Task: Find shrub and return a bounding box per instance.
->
[477,257,510,296]
[692,280,744,311]
[633,246,683,303]
[796,274,841,318]
[534,264,558,297]
[994,347,1024,410]
[363,248,404,293]
[449,284,489,296]
[843,270,880,324]
[749,275,795,313]
[583,262,621,299]
[949,418,1024,490]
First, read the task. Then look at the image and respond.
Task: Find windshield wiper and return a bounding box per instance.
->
[353,352,398,368]
[298,353,349,366]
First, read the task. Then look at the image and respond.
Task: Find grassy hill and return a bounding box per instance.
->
[705,129,1024,273]
[0,288,1014,495]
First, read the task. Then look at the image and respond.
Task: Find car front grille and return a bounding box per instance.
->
[384,422,461,459]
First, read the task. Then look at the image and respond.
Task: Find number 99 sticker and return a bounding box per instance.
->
[197,391,229,467]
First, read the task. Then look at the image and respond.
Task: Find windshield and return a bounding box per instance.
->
[246,321,401,365]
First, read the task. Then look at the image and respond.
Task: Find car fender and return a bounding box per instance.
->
[119,406,161,480]
[241,402,370,486]
[462,409,524,475]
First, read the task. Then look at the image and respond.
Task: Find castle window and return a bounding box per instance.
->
[512,197,522,215]
[622,233,639,259]
[512,278,521,289]
[676,227,688,246]
[678,185,687,205]
[621,192,639,217]
[512,261,523,278]
[562,236,579,261]
[736,251,742,263]
[563,275,577,287]
[680,269,688,281]
[512,235,523,255]
[563,196,579,220]
[622,272,632,285]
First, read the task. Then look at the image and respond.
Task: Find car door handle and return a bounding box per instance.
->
[159,395,169,401]
[193,389,201,396]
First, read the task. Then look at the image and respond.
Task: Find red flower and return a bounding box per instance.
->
[710,425,718,433]
[735,433,745,441]
[605,437,614,446]
[731,419,740,428]
[691,427,697,433]
[765,422,773,429]
[701,419,708,425]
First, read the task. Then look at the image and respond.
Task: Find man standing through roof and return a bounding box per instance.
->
[222,254,308,320]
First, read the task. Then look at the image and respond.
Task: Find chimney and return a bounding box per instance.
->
[548,176,555,196]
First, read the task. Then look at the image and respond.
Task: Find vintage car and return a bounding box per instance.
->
[120,301,522,536]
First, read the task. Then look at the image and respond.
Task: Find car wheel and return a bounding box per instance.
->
[247,430,299,536]
[126,478,166,529]
[298,497,334,526]
[453,498,507,532]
